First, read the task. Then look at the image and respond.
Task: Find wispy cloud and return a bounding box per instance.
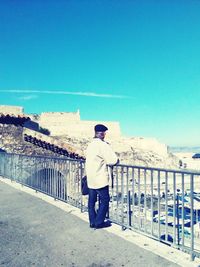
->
[18,95,38,101]
[0,89,131,99]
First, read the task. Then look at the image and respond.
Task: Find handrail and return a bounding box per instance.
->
[0,152,199,261]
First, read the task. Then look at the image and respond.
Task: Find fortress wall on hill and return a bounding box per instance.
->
[0,105,23,115]
[0,106,121,138]
[39,111,80,134]
[38,111,121,138]
[40,111,80,123]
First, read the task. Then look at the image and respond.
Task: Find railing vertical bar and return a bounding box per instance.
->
[47,160,49,195]
[72,161,75,204]
[76,161,79,206]
[126,167,129,227]
[165,171,168,242]
[66,160,68,201]
[29,155,32,188]
[75,161,78,204]
[80,161,84,212]
[57,159,59,198]
[131,167,135,228]
[60,160,62,199]
[55,159,58,197]
[51,160,54,197]
[13,154,15,180]
[48,160,50,196]
[121,167,124,229]
[73,161,76,204]
[43,158,46,194]
[67,160,71,202]
[46,159,49,195]
[75,161,79,205]
[63,161,66,201]
[35,157,38,191]
[10,154,14,181]
[3,153,6,177]
[158,170,161,240]
[110,166,114,219]
[150,169,154,236]
[70,160,73,203]
[116,166,119,223]
[181,173,185,247]
[144,169,147,233]
[190,174,194,261]
[138,168,141,230]
[173,172,176,245]
[54,159,57,197]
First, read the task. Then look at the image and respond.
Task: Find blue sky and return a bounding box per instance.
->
[0,0,200,146]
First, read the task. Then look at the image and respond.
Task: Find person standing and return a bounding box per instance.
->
[85,124,118,229]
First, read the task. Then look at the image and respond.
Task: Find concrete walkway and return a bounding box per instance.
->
[0,179,196,267]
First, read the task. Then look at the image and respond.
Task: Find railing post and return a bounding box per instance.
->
[173,172,176,246]
[176,190,180,246]
[128,190,131,227]
[158,170,161,240]
[190,174,194,261]
[150,169,154,236]
[80,161,84,213]
[121,167,125,230]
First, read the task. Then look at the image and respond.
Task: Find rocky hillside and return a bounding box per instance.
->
[53,135,179,169]
[0,117,179,169]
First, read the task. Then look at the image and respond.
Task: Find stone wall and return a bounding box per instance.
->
[0,105,23,115]
[40,111,80,124]
[38,111,121,138]
[0,105,121,138]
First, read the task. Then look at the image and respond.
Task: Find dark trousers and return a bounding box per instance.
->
[88,185,110,226]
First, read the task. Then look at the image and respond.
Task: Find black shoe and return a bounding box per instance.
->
[105,219,112,224]
[95,221,112,229]
[90,223,95,228]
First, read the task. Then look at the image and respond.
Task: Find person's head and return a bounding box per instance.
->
[94,124,108,140]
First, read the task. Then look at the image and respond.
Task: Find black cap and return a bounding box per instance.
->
[94,124,108,132]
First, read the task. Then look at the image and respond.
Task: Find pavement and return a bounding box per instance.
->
[0,177,200,267]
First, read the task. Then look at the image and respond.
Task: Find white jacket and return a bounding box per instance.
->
[85,138,118,189]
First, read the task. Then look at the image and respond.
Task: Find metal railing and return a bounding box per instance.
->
[0,152,200,261]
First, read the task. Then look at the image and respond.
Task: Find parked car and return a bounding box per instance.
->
[192,153,200,159]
